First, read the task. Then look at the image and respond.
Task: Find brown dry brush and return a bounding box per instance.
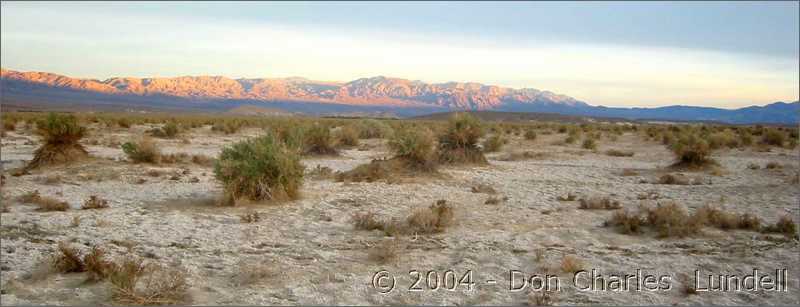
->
[109,257,189,305]
[26,113,89,170]
[437,113,487,165]
[352,200,456,236]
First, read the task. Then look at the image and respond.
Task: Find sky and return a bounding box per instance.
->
[1,1,798,108]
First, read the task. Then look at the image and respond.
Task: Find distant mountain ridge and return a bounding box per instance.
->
[1,68,796,124]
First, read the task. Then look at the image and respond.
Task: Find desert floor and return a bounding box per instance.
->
[1,123,798,305]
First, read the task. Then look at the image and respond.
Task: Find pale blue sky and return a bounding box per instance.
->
[1,1,798,108]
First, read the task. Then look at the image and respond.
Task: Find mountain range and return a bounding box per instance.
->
[1,68,796,124]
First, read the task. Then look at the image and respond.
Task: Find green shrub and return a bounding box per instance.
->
[388,127,435,168]
[27,113,88,169]
[670,133,714,168]
[762,129,785,147]
[303,124,337,155]
[335,125,360,147]
[214,133,304,205]
[438,113,486,164]
[482,135,506,153]
[358,119,392,139]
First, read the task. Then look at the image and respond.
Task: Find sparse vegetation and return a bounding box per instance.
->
[148,122,180,138]
[482,135,506,153]
[605,149,634,157]
[578,196,621,210]
[304,123,338,155]
[669,133,715,168]
[109,257,188,305]
[335,125,360,147]
[82,195,109,210]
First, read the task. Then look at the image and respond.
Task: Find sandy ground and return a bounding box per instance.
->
[1,123,798,305]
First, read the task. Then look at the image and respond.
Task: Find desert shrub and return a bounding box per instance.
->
[352,211,387,231]
[471,183,497,194]
[747,162,760,170]
[335,125,360,147]
[578,197,621,210]
[765,162,782,169]
[581,138,597,150]
[18,191,69,212]
[84,246,114,281]
[109,257,188,305]
[657,173,691,185]
[214,133,304,205]
[190,154,215,167]
[388,127,436,169]
[53,242,86,273]
[670,133,714,168]
[438,113,486,164]
[564,135,577,144]
[762,216,798,237]
[303,123,337,155]
[481,135,506,153]
[761,129,785,147]
[358,119,392,139]
[3,120,16,132]
[645,202,701,238]
[27,113,88,169]
[368,240,400,264]
[560,255,584,273]
[122,137,161,164]
[707,131,738,149]
[148,122,179,138]
[212,121,243,135]
[82,195,109,210]
[116,118,131,129]
[605,149,634,157]
[239,211,261,223]
[557,193,577,201]
[606,210,645,234]
[496,151,549,161]
[693,205,761,231]
[524,129,537,141]
[335,159,394,183]
[405,200,455,234]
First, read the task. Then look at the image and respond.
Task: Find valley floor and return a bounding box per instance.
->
[1,124,798,305]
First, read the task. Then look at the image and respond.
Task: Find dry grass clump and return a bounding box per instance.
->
[303,123,338,155]
[669,133,715,169]
[335,159,396,183]
[307,164,334,179]
[404,200,455,235]
[484,196,507,205]
[109,257,188,305]
[482,135,506,153]
[560,255,584,273]
[214,133,304,205]
[26,113,88,170]
[762,215,798,237]
[190,154,215,167]
[556,193,577,201]
[82,195,109,210]
[233,259,276,286]
[693,205,761,231]
[605,149,634,157]
[765,162,782,169]
[122,137,161,164]
[581,138,597,150]
[18,190,69,211]
[620,169,639,176]
[335,125,360,147]
[747,162,760,170]
[438,113,487,164]
[471,183,497,194]
[645,202,703,238]
[367,240,401,264]
[239,211,261,223]
[52,242,86,273]
[352,211,386,231]
[353,200,456,236]
[578,197,621,210]
[524,129,537,141]
[496,151,549,161]
[657,173,692,185]
[84,246,114,281]
[607,209,646,234]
